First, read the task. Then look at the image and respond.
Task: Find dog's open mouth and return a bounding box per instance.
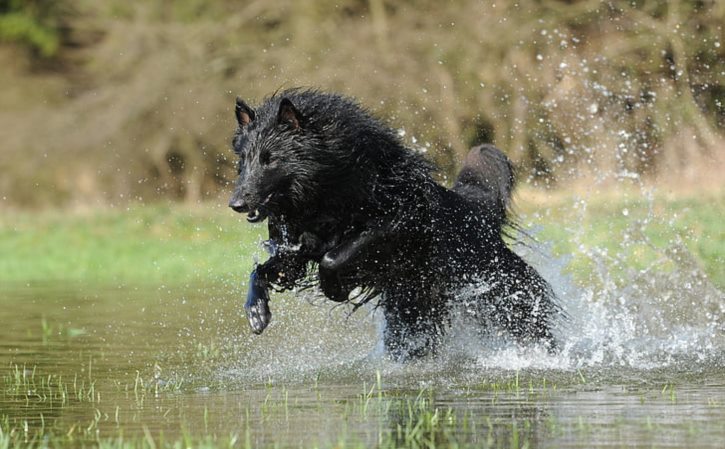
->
[246,209,267,223]
[246,193,274,223]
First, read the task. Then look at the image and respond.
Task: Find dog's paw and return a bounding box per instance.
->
[245,270,272,334]
[245,299,271,335]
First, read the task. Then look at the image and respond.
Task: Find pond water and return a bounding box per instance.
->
[1,262,723,448]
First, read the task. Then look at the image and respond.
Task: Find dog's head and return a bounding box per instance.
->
[228,96,320,222]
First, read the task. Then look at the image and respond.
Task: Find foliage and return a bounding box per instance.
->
[0,0,722,207]
[0,0,70,56]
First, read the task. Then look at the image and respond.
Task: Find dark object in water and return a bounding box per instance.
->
[228,88,560,360]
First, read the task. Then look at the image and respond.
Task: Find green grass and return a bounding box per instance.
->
[0,203,262,286]
[0,364,620,449]
[515,190,724,289]
[0,192,722,288]
[1,363,717,449]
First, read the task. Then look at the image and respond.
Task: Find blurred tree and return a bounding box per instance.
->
[0,0,722,207]
[0,0,73,57]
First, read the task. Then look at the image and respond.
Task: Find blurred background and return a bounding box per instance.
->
[1,0,723,208]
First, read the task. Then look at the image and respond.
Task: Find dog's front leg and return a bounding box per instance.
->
[244,268,272,334]
[244,253,308,334]
[319,221,395,271]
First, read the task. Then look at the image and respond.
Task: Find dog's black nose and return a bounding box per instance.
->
[228,198,249,213]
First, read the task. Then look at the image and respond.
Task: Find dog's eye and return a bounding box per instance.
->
[259,150,271,165]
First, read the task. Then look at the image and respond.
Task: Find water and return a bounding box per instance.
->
[1,267,723,448]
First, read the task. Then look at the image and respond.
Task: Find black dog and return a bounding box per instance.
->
[229,89,559,360]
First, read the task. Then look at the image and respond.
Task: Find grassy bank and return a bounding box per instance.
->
[516,188,724,289]
[0,203,261,286]
[0,191,722,289]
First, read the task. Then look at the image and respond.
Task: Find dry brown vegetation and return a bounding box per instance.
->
[0,0,723,208]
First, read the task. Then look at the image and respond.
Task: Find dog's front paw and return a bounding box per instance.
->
[244,270,272,334]
[245,299,271,334]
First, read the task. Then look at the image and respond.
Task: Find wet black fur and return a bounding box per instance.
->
[230,88,560,360]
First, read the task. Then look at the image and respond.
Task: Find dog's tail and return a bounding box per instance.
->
[452,144,515,224]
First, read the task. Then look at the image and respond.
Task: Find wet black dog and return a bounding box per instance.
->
[229,89,559,360]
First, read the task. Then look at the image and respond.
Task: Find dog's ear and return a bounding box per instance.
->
[235,97,255,127]
[277,98,301,130]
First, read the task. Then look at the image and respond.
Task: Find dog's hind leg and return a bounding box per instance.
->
[381,285,450,361]
[480,255,559,349]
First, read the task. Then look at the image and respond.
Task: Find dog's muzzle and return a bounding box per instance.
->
[229,193,273,223]
[229,198,248,212]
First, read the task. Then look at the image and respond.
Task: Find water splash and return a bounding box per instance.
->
[217,193,723,383]
[436,227,724,373]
